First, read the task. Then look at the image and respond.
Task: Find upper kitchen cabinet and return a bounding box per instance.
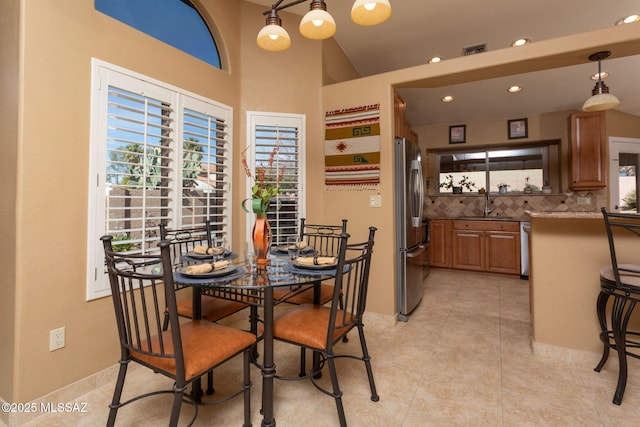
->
[570,111,606,190]
[394,92,418,143]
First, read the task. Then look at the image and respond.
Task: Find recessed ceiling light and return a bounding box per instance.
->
[591,71,609,81]
[615,14,640,25]
[507,85,523,93]
[429,56,444,63]
[441,95,454,103]
[511,38,530,47]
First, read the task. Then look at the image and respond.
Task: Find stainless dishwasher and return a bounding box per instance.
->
[520,221,530,279]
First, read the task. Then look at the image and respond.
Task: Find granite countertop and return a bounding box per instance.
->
[524,210,602,219]
[429,215,528,222]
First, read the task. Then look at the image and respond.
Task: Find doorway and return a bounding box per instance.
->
[609,137,640,213]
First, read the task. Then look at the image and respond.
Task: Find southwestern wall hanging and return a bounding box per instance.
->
[324,104,380,191]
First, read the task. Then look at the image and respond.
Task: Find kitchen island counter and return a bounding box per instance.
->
[525,210,601,219]
[526,211,640,358]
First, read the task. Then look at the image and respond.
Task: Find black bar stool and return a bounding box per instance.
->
[595,207,640,404]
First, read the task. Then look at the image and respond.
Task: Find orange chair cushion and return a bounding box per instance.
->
[273,284,334,305]
[271,304,354,350]
[177,296,248,322]
[130,321,256,381]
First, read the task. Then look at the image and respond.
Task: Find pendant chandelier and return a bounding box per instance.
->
[582,51,620,112]
[257,0,392,52]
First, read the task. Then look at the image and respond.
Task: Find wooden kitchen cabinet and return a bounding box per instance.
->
[570,111,606,190]
[485,230,520,274]
[451,220,520,275]
[452,229,484,270]
[429,219,452,268]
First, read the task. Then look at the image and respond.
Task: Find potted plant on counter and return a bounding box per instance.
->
[458,175,476,193]
[439,174,476,193]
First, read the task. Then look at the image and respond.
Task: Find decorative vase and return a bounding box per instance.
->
[242,198,272,268]
[252,214,272,268]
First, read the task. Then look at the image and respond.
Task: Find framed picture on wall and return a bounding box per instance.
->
[508,118,528,139]
[449,125,466,144]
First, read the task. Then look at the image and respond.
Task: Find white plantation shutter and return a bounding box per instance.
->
[87,59,232,300]
[181,97,231,239]
[103,86,175,255]
[247,112,306,247]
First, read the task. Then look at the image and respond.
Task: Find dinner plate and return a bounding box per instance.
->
[291,260,337,270]
[176,265,237,278]
[273,245,314,254]
[185,249,231,259]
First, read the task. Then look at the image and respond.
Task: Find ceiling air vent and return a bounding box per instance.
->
[463,43,487,56]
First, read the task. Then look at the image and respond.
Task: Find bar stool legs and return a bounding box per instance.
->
[594,287,640,405]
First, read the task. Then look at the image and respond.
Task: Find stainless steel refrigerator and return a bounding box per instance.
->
[395,138,429,321]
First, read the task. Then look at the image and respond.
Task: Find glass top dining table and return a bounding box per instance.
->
[172,253,339,427]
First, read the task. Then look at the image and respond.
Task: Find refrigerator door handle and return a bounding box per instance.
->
[410,159,424,228]
[406,244,426,258]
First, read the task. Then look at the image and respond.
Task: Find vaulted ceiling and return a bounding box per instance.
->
[247,0,640,127]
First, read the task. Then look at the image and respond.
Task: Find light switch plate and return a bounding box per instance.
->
[369,195,382,208]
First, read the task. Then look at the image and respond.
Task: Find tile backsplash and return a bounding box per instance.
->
[425,190,606,220]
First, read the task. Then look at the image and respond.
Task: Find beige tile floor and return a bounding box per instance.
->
[5,268,640,426]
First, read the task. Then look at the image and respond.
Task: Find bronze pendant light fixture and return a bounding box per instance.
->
[257,0,392,51]
[582,50,620,112]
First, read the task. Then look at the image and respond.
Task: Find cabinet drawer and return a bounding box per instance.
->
[452,220,519,232]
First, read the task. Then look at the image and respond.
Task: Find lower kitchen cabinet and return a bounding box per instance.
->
[440,219,521,275]
[452,229,483,271]
[429,219,452,268]
[485,230,520,274]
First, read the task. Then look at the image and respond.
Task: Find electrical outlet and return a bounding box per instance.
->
[50,327,65,351]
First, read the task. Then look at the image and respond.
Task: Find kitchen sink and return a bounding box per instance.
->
[453,216,520,221]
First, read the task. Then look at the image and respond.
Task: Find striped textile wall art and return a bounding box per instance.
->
[324,103,380,191]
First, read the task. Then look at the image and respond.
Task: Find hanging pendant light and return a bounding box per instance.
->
[256,0,391,51]
[351,0,392,26]
[299,0,336,40]
[256,9,291,52]
[582,51,620,112]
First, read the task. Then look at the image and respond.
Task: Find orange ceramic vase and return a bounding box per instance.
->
[252,214,272,268]
[243,198,272,268]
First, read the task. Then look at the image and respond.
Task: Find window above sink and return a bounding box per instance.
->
[431,140,560,195]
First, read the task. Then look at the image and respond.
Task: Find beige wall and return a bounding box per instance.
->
[322,77,396,316]
[529,217,640,353]
[606,109,640,138]
[322,38,360,85]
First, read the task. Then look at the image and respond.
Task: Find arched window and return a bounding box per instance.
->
[96,0,221,69]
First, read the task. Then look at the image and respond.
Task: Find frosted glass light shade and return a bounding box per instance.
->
[583,93,620,112]
[299,8,336,40]
[257,24,291,51]
[351,0,392,26]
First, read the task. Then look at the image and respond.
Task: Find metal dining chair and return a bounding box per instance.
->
[272,218,349,375]
[101,236,255,427]
[160,222,250,395]
[159,221,249,329]
[271,227,379,427]
[273,218,348,305]
[595,208,640,405]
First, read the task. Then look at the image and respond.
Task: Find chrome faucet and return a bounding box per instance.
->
[483,193,493,217]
